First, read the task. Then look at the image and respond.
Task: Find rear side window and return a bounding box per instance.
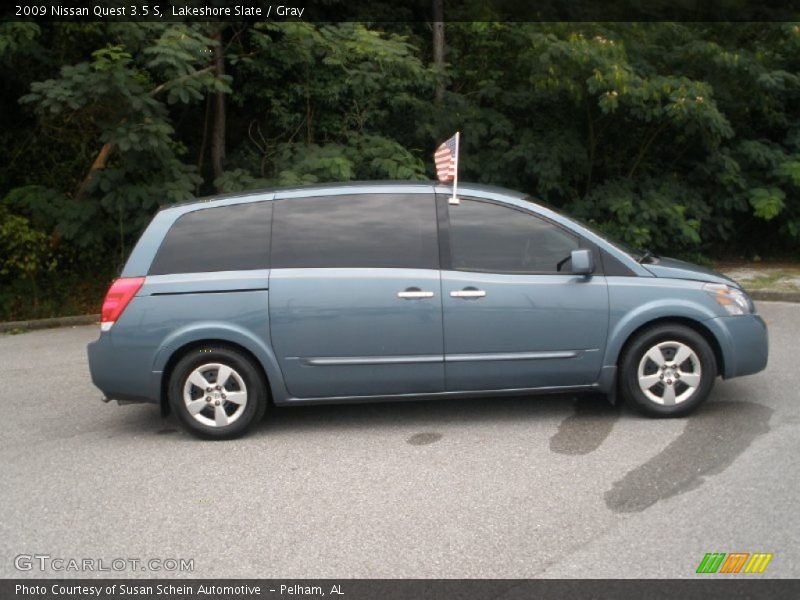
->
[448,199,579,273]
[272,194,439,269]
[149,202,271,275]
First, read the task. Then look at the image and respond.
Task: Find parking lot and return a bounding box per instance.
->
[1,301,798,578]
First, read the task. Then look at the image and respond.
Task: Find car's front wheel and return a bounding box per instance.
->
[620,324,717,417]
[168,345,267,439]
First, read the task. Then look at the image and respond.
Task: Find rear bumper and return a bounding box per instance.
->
[706,314,768,379]
[87,334,159,404]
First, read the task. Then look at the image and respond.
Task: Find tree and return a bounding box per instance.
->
[16,23,231,264]
[211,25,227,189]
[432,0,446,104]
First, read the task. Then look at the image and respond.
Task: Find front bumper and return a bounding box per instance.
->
[705,314,768,379]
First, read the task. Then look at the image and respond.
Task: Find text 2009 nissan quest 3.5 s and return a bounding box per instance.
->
[87,182,768,439]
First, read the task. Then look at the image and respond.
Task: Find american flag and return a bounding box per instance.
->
[434,133,459,183]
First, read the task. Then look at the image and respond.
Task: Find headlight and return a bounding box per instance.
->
[704,283,754,316]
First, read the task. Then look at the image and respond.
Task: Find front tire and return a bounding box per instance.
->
[620,324,716,417]
[169,346,267,439]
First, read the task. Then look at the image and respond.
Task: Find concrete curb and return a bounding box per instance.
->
[0,287,798,334]
[748,289,800,303]
[0,314,99,333]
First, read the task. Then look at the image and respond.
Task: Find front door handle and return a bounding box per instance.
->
[398,287,434,299]
[450,288,487,299]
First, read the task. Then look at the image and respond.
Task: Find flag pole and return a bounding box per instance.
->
[450,131,460,205]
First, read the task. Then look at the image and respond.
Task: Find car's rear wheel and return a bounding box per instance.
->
[620,324,716,417]
[168,346,267,439]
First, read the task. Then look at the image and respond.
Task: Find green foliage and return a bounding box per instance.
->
[0,202,57,282]
[749,187,785,221]
[569,178,705,251]
[0,22,39,61]
[234,23,431,185]
[213,168,271,193]
[441,22,800,254]
[255,135,426,186]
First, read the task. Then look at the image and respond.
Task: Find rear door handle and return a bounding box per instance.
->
[398,287,435,299]
[450,288,487,299]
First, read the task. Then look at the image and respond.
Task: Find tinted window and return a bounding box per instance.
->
[272,194,438,269]
[448,199,578,273]
[149,202,271,275]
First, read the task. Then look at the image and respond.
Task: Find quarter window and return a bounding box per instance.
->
[149,202,271,275]
[272,194,439,269]
[448,199,579,273]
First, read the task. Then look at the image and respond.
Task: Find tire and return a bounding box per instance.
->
[168,345,267,439]
[619,324,717,417]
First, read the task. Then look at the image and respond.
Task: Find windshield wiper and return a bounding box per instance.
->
[638,249,659,264]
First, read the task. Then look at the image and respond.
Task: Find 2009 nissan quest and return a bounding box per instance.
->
[87,182,768,439]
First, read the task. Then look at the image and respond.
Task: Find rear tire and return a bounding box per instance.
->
[619,324,716,417]
[168,345,267,439]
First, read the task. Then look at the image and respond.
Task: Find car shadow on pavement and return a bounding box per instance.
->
[255,393,600,437]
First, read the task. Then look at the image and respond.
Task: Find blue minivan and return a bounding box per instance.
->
[87,182,768,439]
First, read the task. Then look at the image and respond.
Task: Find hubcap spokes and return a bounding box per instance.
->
[183,363,247,427]
[637,341,701,406]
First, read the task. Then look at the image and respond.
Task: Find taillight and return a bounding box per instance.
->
[100,277,144,331]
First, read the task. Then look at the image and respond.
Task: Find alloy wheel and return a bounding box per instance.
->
[182,363,248,427]
[636,341,702,406]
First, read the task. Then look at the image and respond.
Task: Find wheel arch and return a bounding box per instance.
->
[152,324,289,415]
[615,316,725,376]
[159,339,277,416]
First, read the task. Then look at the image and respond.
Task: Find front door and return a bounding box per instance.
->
[269,191,444,399]
[440,196,609,391]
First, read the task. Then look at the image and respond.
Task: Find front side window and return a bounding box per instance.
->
[448,199,579,273]
[272,193,439,269]
[149,202,271,275]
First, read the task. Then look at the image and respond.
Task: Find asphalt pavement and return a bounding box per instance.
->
[1,302,798,578]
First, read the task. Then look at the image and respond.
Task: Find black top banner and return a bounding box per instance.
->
[3,0,800,22]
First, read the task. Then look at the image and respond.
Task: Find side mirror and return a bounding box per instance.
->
[571,249,595,275]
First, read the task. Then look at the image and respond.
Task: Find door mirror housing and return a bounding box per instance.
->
[571,249,595,275]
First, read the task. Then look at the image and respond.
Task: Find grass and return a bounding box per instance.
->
[3,327,30,335]
[738,270,800,291]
